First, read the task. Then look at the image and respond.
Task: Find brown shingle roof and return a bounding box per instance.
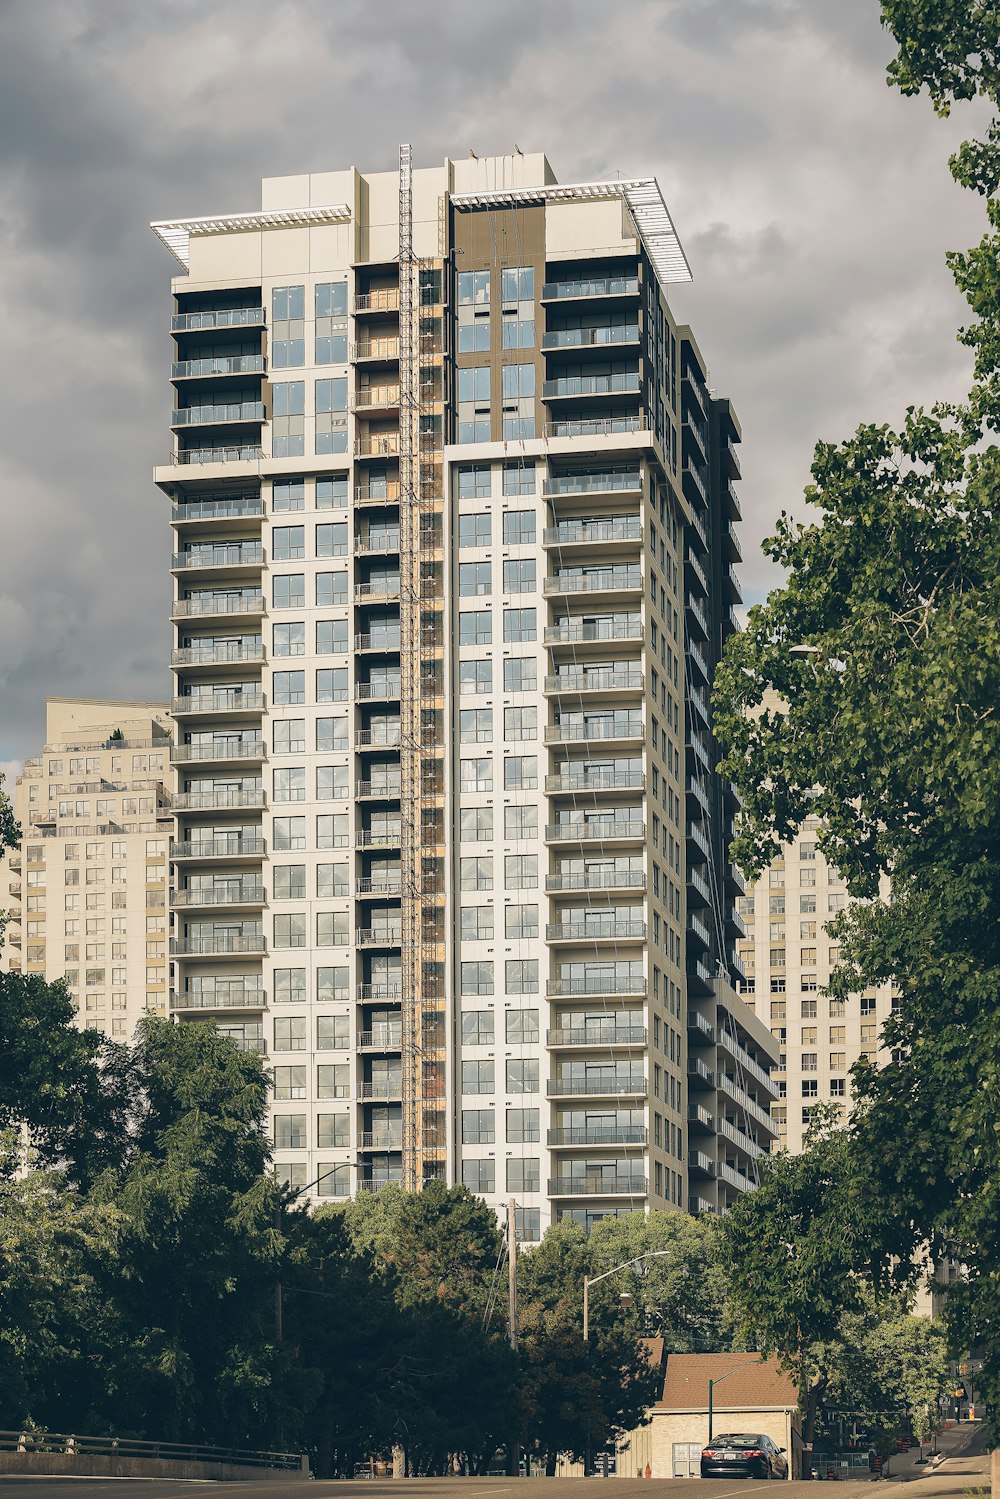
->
[658,1353,798,1412]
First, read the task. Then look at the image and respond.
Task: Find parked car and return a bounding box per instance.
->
[701,1433,788,1479]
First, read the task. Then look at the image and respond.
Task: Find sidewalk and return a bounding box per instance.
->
[882,1421,989,1491]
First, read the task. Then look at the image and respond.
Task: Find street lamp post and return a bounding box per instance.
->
[708,1356,763,1441]
[582,1250,673,1342]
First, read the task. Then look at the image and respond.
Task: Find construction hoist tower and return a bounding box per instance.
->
[397,144,447,1190]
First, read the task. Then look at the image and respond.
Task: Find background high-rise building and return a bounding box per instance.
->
[0,698,172,1038]
[735,817,895,1154]
[152,148,777,1233]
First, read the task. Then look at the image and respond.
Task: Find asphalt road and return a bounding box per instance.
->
[0,1478,871,1499]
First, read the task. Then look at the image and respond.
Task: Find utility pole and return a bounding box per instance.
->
[507,1198,519,1349]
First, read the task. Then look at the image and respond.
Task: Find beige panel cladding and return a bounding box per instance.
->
[186,232,263,283]
[545,197,636,260]
[261,226,312,277]
[449,151,554,195]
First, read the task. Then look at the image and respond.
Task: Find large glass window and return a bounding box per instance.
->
[503,509,536,544]
[271,286,304,367]
[316,522,348,557]
[273,525,305,560]
[501,266,534,349]
[459,513,491,548]
[459,610,491,645]
[459,660,492,695]
[274,1019,307,1054]
[501,363,535,440]
[272,477,305,512]
[462,1109,495,1144]
[272,381,305,457]
[459,561,491,597]
[459,807,493,841]
[273,670,305,705]
[503,461,535,496]
[457,366,491,444]
[458,464,491,499]
[461,1009,495,1044]
[316,571,348,606]
[461,1060,495,1096]
[315,378,348,454]
[503,608,536,642]
[273,574,305,609]
[315,282,348,364]
[503,558,535,594]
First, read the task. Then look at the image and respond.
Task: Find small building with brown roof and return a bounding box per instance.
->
[616,1351,802,1480]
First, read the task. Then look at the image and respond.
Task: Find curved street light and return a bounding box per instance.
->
[582,1250,674,1342]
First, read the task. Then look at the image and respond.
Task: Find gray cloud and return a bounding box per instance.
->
[0,0,991,762]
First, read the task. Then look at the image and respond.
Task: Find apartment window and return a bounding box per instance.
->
[457,366,491,444]
[461,1010,495,1045]
[505,1008,539,1043]
[501,263,534,308]
[315,1164,349,1197]
[504,756,537,790]
[458,317,490,354]
[460,856,493,891]
[501,362,535,440]
[271,478,304,513]
[273,524,305,560]
[503,462,535,497]
[801,946,817,967]
[503,559,535,595]
[502,658,536,695]
[828,892,847,912]
[800,842,817,861]
[459,709,493,745]
[503,608,536,642]
[274,913,307,949]
[317,1015,350,1049]
[457,270,490,306]
[861,1023,877,1045]
[505,905,538,941]
[506,1058,539,1094]
[316,911,349,948]
[273,670,305,705]
[460,757,493,793]
[273,816,306,850]
[462,1158,495,1194]
[459,561,491,597]
[317,966,350,1001]
[316,572,348,606]
[275,1114,307,1149]
[459,610,492,645]
[274,968,307,1004]
[830,1051,847,1071]
[458,464,491,499]
[802,1079,819,1097]
[505,854,538,889]
[504,707,537,742]
[770,946,786,968]
[460,906,495,942]
[273,767,306,803]
[316,814,348,849]
[315,281,348,363]
[271,285,304,367]
[316,668,348,702]
[316,620,349,655]
[461,960,494,995]
[316,475,348,510]
[316,717,349,751]
[801,1026,817,1045]
[273,622,305,657]
[504,960,538,997]
[273,1066,307,1100]
[273,574,305,609]
[274,1017,307,1052]
[317,1063,350,1098]
[830,1025,846,1044]
[272,381,305,457]
[316,522,348,557]
[459,513,491,548]
[316,863,349,897]
[459,660,492,695]
[316,378,348,454]
[504,804,537,839]
[462,1108,495,1144]
[462,1060,495,1095]
[317,1113,350,1148]
[274,865,306,900]
[316,765,349,800]
[507,1107,539,1144]
[506,1156,540,1193]
[770,1000,786,1022]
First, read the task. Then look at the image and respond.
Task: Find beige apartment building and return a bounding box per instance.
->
[735,817,895,1154]
[0,699,173,1039]
[150,147,777,1231]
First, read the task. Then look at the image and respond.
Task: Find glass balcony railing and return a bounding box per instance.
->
[172,355,265,378]
[171,690,264,714]
[542,325,640,349]
[543,373,641,400]
[543,568,641,595]
[541,276,640,300]
[543,517,642,545]
[544,617,642,646]
[546,922,646,942]
[545,820,644,842]
[172,497,263,523]
[548,1176,648,1196]
[544,415,642,440]
[543,471,642,496]
[545,670,643,694]
[545,868,645,893]
[171,307,265,332]
[547,1125,647,1146]
[172,402,265,427]
[172,545,263,569]
[546,1075,647,1097]
[170,444,264,465]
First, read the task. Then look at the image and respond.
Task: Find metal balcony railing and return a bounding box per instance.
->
[544,569,641,595]
[546,1075,647,1097]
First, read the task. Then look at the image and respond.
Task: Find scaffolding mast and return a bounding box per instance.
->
[397,143,447,1190]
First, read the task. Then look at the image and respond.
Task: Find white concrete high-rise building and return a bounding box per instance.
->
[0,698,172,1039]
[152,149,777,1236]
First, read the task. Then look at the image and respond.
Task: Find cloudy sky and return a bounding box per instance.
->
[0,0,988,772]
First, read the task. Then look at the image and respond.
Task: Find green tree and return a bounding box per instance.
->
[0,770,18,869]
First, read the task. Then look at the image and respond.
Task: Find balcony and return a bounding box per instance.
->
[687,867,713,908]
[171,355,265,380]
[546,1075,647,1098]
[687,818,712,863]
[353,337,400,362]
[172,882,265,909]
[545,868,645,894]
[688,1056,716,1090]
[360,1131,403,1150]
[688,910,712,951]
[357,983,402,1002]
[546,1024,647,1048]
[360,1079,403,1100]
[686,547,711,598]
[687,640,710,684]
[171,544,263,572]
[172,592,264,621]
[687,1010,716,1044]
[689,1150,716,1179]
[716,1029,777,1094]
[718,1116,767,1160]
[170,934,266,958]
[544,618,643,647]
[542,325,640,351]
[543,415,643,441]
[169,444,265,466]
[359,1029,402,1051]
[688,1102,715,1132]
[356,876,403,896]
[352,386,401,413]
[171,988,265,1012]
[546,921,646,944]
[356,828,402,849]
[356,778,402,800]
[545,669,643,696]
[545,769,644,794]
[170,835,265,860]
[547,975,646,999]
[543,372,641,401]
[356,679,401,701]
[541,275,640,302]
[171,307,264,333]
[355,434,401,459]
[355,631,402,653]
[171,497,264,526]
[171,790,265,812]
[355,530,400,556]
[171,690,264,717]
[544,720,644,747]
[543,568,641,598]
[355,730,402,750]
[718,1161,755,1194]
[355,479,401,504]
[355,927,403,947]
[171,644,265,668]
[355,580,401,602]
[548,1176,648,1197]
[355,289,400,314]
[545,820,644,844]
[543,517,643,549]
[171,740,264,765]
[717,1073,775,1132]
[725,522,743,563]
[547,1125,647,1147]
[171,401,265,429]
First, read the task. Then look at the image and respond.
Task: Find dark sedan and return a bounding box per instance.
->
[701,1432,788,1479]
